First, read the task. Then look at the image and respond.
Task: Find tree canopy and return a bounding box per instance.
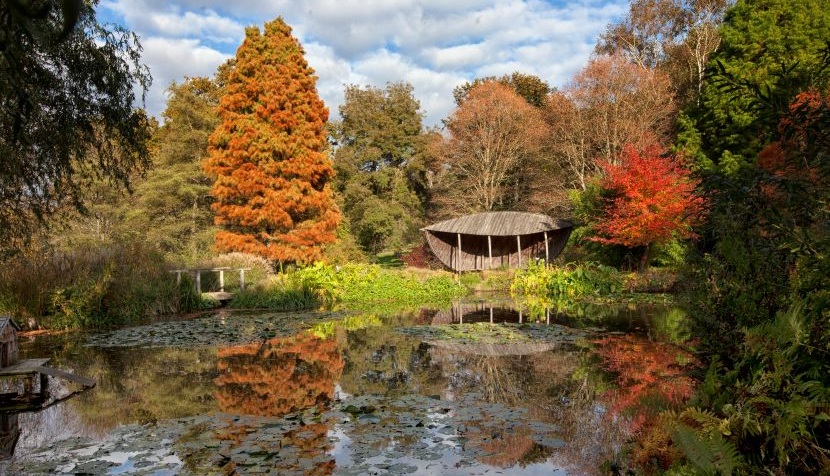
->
[684,0,830,173]
[453,72,551,108]
[204,18,339,264]
[431,81,549,216]
[0,0,151,249]
[330,82,426,253]
[589,144,705,269]
[124,76,222,262]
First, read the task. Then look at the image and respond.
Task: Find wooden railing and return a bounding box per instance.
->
[169,267,251,294]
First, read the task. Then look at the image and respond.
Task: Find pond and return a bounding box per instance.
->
[2,297,695,475]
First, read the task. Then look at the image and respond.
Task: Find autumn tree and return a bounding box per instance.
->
[545,55,676,191]
[596,0,730,106]
[453,72,551,108]
[204,18,339,264]
[0,0,151,250]
[430,81,550,217]
[330,82,426,253]
[588,144,705,269]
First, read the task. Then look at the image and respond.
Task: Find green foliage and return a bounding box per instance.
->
[124,77,222,263]
[452,71,551,108]
[330,82,427,254]
[510,260,624,299]
[229,263,466,311]
[0,0,151,249]
[678,24,830,472]
[687,0,830,173]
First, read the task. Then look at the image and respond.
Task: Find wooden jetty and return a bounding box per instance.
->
[170,267,251,302]
[0,317,95,412]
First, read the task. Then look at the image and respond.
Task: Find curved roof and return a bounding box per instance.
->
[422,211,572,237]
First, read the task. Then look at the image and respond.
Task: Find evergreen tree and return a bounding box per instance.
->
[124,77,222,262]
[330,82,426,254]
[204,18,339,264]
[683,0,830,173]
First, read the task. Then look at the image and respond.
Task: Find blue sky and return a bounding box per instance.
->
[97,0,628,126]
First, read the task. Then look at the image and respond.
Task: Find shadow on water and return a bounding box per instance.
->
[6,296,695,475]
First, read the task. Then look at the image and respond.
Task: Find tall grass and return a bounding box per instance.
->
[0,241,199,329]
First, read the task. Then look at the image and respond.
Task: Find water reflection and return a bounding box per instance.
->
[215,333,344,416]
[8,297,693,475]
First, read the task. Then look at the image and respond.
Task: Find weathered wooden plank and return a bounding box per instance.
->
[33,366,95,388]
[0,359,50,377]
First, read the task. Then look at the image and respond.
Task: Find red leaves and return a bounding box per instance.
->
[590,143,706,249]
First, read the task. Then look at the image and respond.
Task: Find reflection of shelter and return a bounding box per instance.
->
[431,301,551,325]
[422,211,573,271]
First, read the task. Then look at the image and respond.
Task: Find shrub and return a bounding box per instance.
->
[510,260,624,299]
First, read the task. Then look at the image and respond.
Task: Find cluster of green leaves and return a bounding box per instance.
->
[229,263,466,311]
[330,82,428,255]
[510,260,623,299]
[305,263,466,306]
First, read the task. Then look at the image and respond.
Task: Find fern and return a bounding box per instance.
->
[670,421,743,475]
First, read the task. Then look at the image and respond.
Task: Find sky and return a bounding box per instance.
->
[97,0,628,126]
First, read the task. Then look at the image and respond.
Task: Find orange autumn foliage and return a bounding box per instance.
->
[595,335,700,472]
[204,18,339,264]
[214,332,344,417]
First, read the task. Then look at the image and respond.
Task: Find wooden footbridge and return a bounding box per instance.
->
[170,267,251,302]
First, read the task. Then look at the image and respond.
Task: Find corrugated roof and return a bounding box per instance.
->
[422,211,572,236]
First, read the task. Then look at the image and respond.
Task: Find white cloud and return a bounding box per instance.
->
[139,37,230,116]
[101,0,628,126]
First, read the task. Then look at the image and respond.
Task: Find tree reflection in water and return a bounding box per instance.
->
[595,334,699,471]
[211,332,344,474]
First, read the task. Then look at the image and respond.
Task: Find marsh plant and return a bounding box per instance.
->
[510,260,624,299]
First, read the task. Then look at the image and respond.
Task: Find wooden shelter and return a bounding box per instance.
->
[422,211,573,271]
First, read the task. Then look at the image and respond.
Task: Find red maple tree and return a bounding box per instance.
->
[590,143,706,269]
[204,18,339,264]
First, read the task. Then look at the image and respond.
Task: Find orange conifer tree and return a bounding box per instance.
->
[204,18,339,264]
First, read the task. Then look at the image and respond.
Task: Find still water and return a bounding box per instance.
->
[2,298,694,475]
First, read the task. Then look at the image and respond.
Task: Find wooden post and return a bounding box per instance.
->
[517,235,522,268]
[195,270,202,294]
[175,270,182,286]
[487,235,493,269]
[490,307,494,324]
[544,231,549,264]
[219,269,225,292]
[519,309,523,323]
[239,269,247,291]
[456,233,462,272]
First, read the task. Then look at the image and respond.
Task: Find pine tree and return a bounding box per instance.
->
[204,18,339,264]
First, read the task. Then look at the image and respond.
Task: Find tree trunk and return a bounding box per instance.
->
[639,242,651,272]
